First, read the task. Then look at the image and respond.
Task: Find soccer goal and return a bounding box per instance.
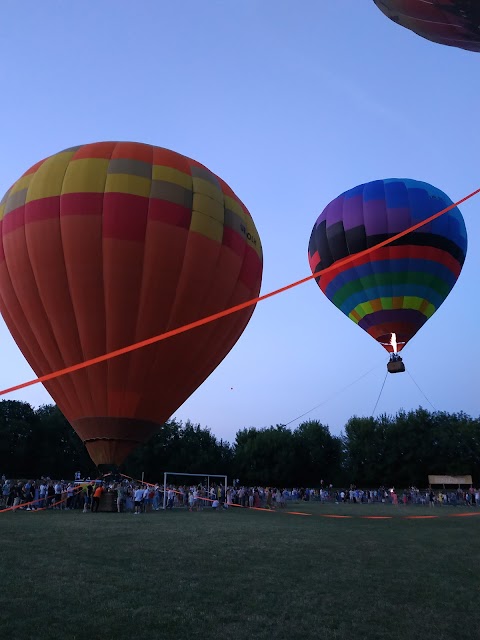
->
[162,471,228,509]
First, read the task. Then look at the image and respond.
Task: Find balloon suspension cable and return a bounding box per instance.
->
[406,369,437,412]
[283,362,383,427]
[0,186,479,398]
[372,371,388,417]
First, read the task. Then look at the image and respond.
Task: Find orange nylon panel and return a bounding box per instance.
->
[23,216,95,417]
[0,142,263,466]
[0,245,72,418]
[85,439,144,468]
[59,212,108,415]
[2,222,79,418]
[72,141,117,160]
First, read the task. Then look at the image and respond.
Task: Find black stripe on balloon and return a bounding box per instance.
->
[312,220,333,270]
[307,228,318,261]
[326,221,349,262]
[309,225,466,270]
[376,232,466,266]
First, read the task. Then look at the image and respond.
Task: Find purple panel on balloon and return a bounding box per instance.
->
[358,309,427,331]
[342,194,365,231]
[363,199,388,236]
[323,196,344,227]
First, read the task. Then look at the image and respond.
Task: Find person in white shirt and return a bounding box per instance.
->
[134,487,144,514]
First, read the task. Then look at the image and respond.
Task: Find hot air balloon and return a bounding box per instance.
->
[308,178,467,373]
[373,1,480,53]
[0,142,263,467]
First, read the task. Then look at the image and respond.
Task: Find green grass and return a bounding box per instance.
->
[1,503,479,640]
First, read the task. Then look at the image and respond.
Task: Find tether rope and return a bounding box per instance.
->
[0,186,478,397]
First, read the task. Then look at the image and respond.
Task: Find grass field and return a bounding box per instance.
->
[1,502,479,640]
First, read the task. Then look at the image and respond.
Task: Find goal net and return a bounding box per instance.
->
[162,471,228,509]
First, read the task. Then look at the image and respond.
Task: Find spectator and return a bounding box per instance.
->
[92,484,104,513]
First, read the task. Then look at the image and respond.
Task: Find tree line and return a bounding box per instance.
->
[0,400,478,487]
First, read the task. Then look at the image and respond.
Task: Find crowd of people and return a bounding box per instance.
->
[332,486,479,507]
[1,474,479,512]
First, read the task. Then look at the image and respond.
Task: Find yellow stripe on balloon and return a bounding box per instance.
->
[351,296,435,321]
[152,165,192,190]
[193,193,224,224]
[25,151,76,202]
[349,309,362,323]
[62,159,110,194]
[403,296,422,311]
[190,210,223,243]
[6,173,35,197]
[192,176,223,204]
[104,174,152,198]
[223,194,246,219]
[240,213,262,258]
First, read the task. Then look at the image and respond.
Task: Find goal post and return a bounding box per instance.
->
[162,471,228,509]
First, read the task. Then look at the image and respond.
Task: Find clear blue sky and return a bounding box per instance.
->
[0,1,478,443]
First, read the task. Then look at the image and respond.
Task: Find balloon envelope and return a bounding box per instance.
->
[0,142,263,466]
[373,1,480,52]
[308,178,467,353]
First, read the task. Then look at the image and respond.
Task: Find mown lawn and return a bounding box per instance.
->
[1,503,479,640]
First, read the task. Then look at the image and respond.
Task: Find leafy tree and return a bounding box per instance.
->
[0,401,95,478]
[342,408,480,487]
[233,425,296,486]
[292,420,343,486]
[1,400,479,487]
[123,419,233,481]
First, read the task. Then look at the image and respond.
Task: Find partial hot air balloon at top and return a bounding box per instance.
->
[373,1,480,52]
[0,142,263,467]
[308,178,467,373]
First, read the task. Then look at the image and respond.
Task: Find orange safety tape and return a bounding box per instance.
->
[0,186,478,397]
[0,486,84,513]
[60,473,480,520]
[3,481,479,520]
[122,473,230,506]
[120,473,275,510]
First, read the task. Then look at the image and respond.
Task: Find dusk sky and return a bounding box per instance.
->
[0,1,478,444]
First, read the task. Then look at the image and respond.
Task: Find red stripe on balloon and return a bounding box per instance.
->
[148,198,191,229]
[102,193,148,242]
[60,192,105,216]
[222,226,246,258]
[319,245,462,292]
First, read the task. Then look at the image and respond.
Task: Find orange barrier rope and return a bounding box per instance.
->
[3,478,478,520]
[119,472,230,507]
[114,473,480,519]
[0,486,84,513]
[119,472,269,509]
[0,473,111,514]
[0,186,478,397]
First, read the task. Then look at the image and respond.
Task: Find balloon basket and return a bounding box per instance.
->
[387,360,405,374]
[98,491,117,513]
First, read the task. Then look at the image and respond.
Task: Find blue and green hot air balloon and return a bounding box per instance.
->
[308,178,467,373]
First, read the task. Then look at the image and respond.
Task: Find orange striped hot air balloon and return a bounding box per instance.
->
[0,142,263,468]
